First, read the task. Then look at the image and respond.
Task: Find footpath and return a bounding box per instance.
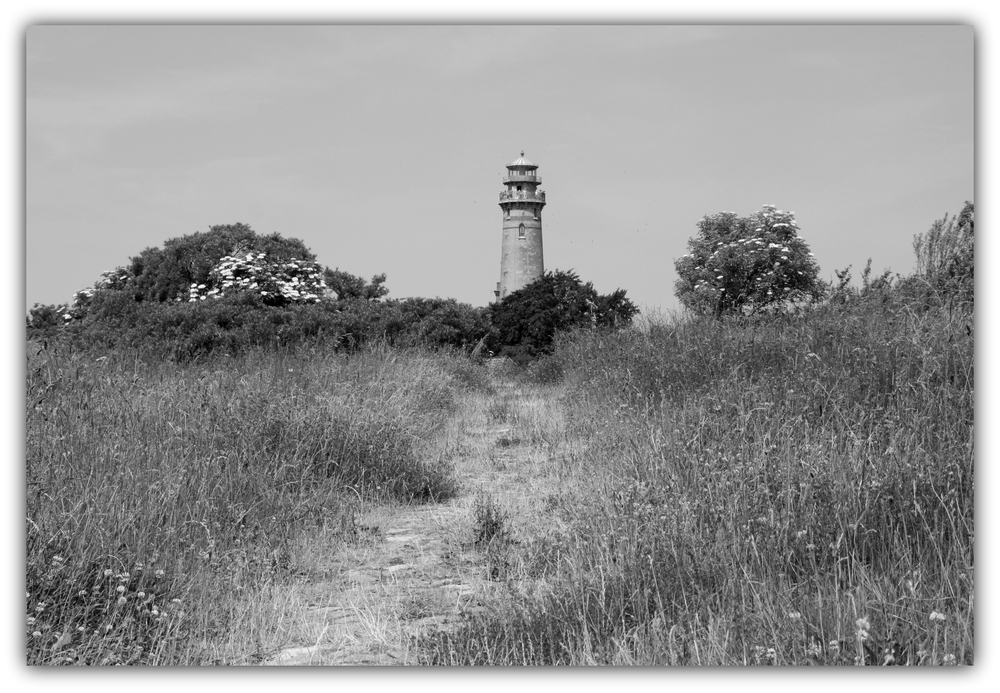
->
[268,368,566,665]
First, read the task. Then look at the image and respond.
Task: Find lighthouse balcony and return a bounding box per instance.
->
[503,174,541,184]
[499,189,545,203]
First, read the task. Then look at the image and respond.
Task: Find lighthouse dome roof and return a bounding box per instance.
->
[508,151,538,169]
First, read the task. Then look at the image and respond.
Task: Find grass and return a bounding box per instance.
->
[25,342,471,665]
[419,296,974,666]
[26,283,974,666]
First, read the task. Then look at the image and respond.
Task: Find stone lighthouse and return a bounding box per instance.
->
[495,152,546,301]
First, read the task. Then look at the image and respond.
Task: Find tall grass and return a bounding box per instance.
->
[421,297,973,665]
[26,343,470,665]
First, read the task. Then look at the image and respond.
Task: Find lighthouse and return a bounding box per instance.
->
[495,152,546,301]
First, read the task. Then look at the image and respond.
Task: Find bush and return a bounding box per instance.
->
[674,205,824,317]
[128,223,316,303]
[487,270,638,359]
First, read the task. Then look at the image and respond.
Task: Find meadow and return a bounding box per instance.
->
[420,291,973,665]
[26,343,474,664]
[26,284,973,666]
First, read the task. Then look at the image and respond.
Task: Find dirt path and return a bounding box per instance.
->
[267,368,567,665]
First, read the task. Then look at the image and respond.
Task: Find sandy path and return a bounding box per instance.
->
[267,369,565,665]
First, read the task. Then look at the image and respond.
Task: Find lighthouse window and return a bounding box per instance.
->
[518,224,526,239]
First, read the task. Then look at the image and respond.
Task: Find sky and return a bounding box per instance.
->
[25,22,973,314]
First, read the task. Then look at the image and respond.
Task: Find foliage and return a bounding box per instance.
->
[323,268,389,302]
[487,270,639,360]
[386,297,490,349]
[37,285,488,360]
[674,205,824,317]
[26,220,490,356]
[909,201,974,307]
[128,223,316,303]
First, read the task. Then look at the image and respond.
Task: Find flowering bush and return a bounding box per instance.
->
[186,252,330,307]
[674,205,824,317]
[42,268,135,325]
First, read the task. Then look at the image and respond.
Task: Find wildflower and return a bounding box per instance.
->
[78,590,87,597]
[943,654,956,665]
[930,611,946,623]
[155,569,165,579]
[32,631,41,638]
[104,569,113,577]
[856,616,871,631]
[829,640,840,653]
[116,585,126,593]
[788,611,802,621]
[137,591,146,599]
[171,598,182,604]
[117,596,127,605]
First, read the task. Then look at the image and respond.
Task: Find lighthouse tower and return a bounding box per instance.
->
[495,152,546,301]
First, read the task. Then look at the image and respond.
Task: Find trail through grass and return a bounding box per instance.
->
[266,362,571,664]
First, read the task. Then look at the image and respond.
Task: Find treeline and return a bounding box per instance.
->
[27,222,639,361]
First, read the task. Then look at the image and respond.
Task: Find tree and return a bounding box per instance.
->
[673,205,824,317]
[487,270,639,359]
[128,223,316,303]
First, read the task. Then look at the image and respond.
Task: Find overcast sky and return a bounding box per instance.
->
[25,24,973,313]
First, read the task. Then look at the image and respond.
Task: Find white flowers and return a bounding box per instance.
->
[930,611,947,623]
[855,616,871,641]
[187,253,326,305]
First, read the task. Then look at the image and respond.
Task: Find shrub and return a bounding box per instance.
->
[909,201,974,307]
[674,205,824,317]
[128,223,316,303]
[487,270,638,359]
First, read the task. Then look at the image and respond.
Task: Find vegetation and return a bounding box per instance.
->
[26,204,972,666]
[26,224,489,357]
[418,203,973,666]
[907,201,974,308]
[26,344,472,665]
[486,270,638,361]
[128,223,317,304]
[422,284,973,665]
[323,268,389,302]
[674,205,824,317]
